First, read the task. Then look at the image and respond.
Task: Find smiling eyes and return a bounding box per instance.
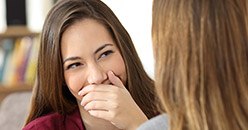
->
[67,62,82,70]
[98,50,113,59]
[65,50,114,70]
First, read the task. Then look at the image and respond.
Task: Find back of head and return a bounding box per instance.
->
[152,0,248,129]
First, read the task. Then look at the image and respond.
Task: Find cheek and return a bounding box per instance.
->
[102,52,127,85]
[64,70,85,100]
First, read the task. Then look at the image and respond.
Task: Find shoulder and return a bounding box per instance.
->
[22,112,65,130]
[137,114,169,130]
[23,108,84,130]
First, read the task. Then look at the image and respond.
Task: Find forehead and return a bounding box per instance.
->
[60,19,118,56]
[63,19,110,40]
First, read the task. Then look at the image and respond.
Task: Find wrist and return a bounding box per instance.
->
[127,114,148,130]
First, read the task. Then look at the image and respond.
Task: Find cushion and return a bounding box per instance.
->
[0,91,32,130]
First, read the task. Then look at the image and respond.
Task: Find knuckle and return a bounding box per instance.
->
[94,111,100,117]
[112,87,119,92]
[90,86,97,92]
[109,111,117,120]
[91,101,97,109]
[110,93,118,100]
[112,103,119,109]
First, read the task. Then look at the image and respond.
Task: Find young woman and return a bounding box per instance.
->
[23,0,160,130]
[138,0,248,130]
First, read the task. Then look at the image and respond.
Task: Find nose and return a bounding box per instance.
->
[87,63,107,85]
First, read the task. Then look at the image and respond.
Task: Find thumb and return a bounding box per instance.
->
[108,71,125,88]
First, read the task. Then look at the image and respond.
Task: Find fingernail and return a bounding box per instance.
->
[81,102,84,106]
[78,90,84,96]
[109,71,114,75]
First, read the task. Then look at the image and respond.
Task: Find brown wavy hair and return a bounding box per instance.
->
[25,0,160,125]
[152,0,248,129]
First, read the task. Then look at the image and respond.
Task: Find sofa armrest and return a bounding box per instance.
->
[0,91,32,130]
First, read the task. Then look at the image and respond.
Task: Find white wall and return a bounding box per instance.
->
[102,0,154,78]
[26,0,53,32]
[0,0,6,32]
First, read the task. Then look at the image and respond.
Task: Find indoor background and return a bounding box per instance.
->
[0,0,154,130]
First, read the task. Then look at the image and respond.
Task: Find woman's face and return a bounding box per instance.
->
[61,19,127,100]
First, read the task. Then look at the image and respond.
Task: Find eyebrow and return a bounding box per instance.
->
[94,43,113,54]
[63,43,113,64]
[63,56,81,64]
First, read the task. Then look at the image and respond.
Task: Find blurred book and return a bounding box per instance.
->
[0,35,39,86]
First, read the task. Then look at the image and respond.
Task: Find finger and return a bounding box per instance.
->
[80,91,109,106]
[84,100,117,111]
[88,110,113,121]
[78,85,109,96]
[78,85,95,96]
[84,100,107,111]
[108,71,125,88]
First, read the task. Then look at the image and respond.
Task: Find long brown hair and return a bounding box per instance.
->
[25,0,159,124]
[152,0,248,129]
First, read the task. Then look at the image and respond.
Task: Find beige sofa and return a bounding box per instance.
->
[0,92,32,130]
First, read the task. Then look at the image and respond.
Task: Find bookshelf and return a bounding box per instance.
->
[0,26,39,102]
[0,26,38,38]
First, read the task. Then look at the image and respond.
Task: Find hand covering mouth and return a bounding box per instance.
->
[78,81,113,93]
